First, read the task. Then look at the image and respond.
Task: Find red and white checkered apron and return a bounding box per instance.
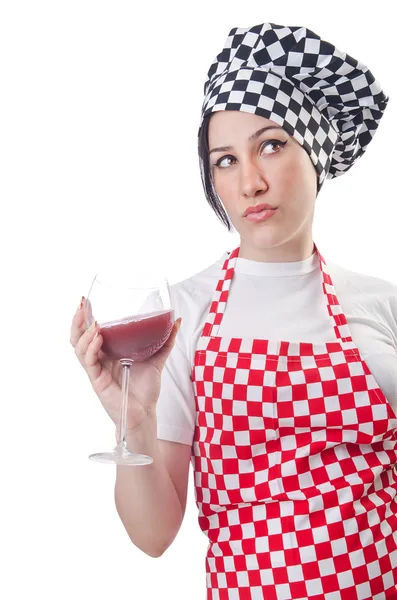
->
[191,243,397,600]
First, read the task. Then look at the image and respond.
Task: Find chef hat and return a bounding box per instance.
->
[199,22,389,191]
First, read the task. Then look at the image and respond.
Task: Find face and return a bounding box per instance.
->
[208,110,319,262]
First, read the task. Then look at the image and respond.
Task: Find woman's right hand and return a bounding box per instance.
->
[70,298,182,434]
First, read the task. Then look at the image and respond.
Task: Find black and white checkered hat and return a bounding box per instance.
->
[199,22,389,191]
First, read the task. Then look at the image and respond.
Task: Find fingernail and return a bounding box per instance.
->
[77,296,85,311]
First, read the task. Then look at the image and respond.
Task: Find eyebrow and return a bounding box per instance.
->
[209,125,285,155]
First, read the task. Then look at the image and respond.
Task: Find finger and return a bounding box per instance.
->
[71,297,97,345]
[70,298,87,347]
[84,330,104,383]
[74,321,99,364]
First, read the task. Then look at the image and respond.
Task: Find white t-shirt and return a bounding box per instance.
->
[154,249,397,446]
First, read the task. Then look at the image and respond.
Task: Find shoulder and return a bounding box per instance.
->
[326,259,397,300]
[168,252,227,312]
[326,259,397,343]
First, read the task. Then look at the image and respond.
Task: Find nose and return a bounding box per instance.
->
[239,159,268,198]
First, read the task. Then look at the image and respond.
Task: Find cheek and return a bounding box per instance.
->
[278,156,302,186]
[212,171,236,205]
[279,154,315,192]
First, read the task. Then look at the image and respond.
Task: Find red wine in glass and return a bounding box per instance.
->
[100,309,175,362]
[84,269,174,466]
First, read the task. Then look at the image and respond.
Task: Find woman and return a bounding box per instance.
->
[70,22,397,599]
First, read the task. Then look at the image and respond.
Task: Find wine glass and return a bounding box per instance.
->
[85,268,174,466]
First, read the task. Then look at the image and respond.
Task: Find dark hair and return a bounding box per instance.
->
[198,113,322,232]
[198,114,233,232]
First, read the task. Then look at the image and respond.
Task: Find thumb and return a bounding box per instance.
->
[163,317,182,352]
[148,317,182,369]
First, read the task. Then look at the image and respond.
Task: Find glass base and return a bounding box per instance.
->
[89,445,153,466]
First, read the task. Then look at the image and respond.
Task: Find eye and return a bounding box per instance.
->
[213,139,287,169]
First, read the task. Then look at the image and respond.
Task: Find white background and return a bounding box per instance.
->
[1,1,396,598]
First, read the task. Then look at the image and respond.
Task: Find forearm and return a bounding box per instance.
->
[114,414,183,558]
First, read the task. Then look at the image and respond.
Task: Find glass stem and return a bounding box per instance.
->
[118,359,133,453]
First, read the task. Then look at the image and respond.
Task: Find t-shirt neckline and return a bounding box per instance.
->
[222,248,320,277]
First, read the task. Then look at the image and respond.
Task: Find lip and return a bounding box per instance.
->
[243,202,277,217]
[245,208,278,223]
